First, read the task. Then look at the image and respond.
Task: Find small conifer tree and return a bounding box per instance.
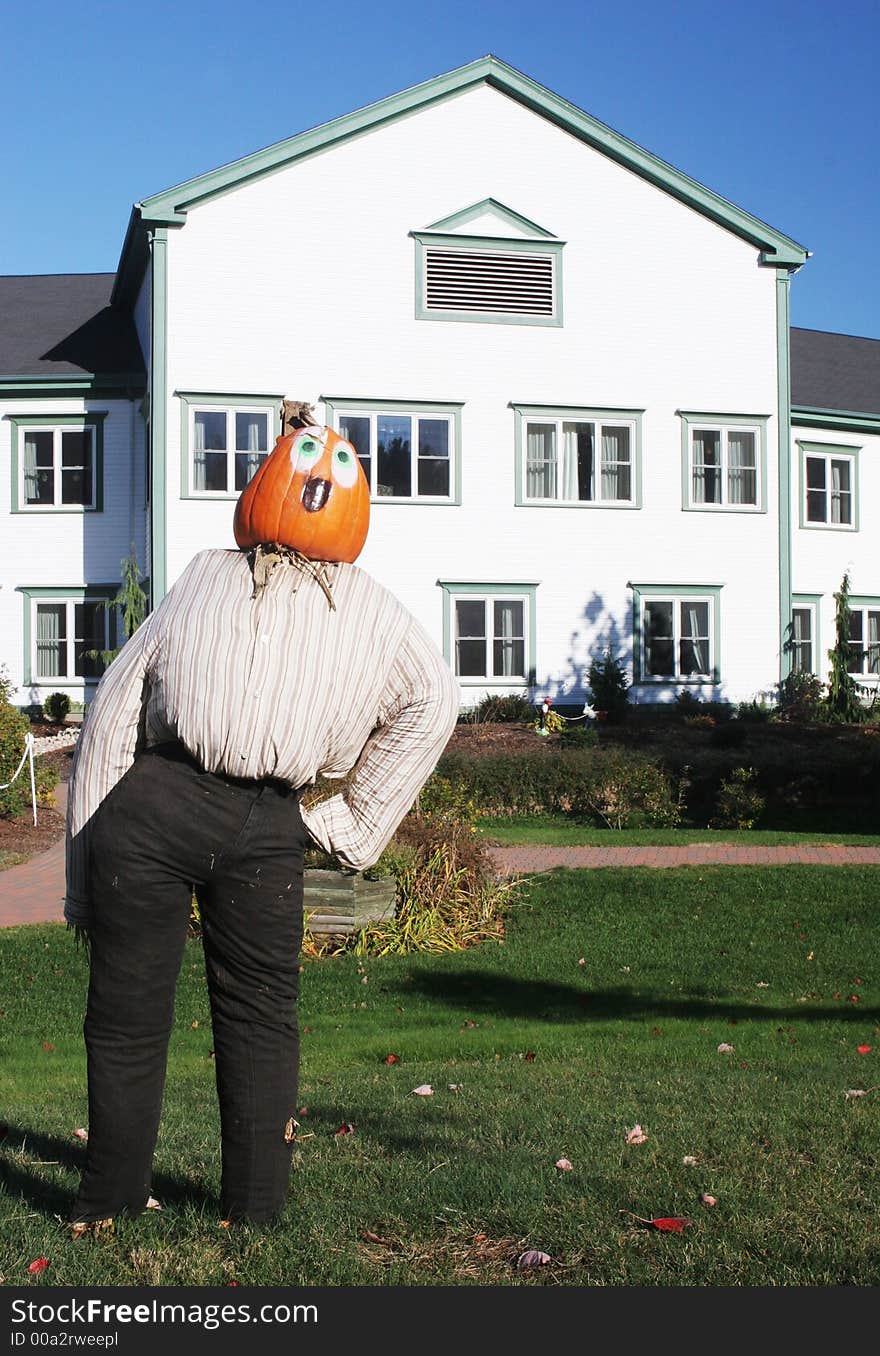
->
[826,571,862,722]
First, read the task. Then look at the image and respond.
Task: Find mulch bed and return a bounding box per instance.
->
[0,744,74,861]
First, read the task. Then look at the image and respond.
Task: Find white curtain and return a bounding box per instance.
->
[561,425,579,500]
[601,426,630,500]
[728,431,756,505]
[24,435,39,503]
[682,604,708,674]
[193,413,207,492]
[831,460,850,524]
[869,612,880,675]
[494,601,524,677]
[36,604,65,679]
[240,413,265,482]
[526,425,555,498]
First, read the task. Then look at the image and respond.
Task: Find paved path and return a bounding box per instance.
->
[3,787,880,929]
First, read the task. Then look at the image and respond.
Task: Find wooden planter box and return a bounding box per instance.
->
[303,869,397,935]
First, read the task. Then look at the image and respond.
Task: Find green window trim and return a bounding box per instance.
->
[629,582,723,686]
[789,593,822,676]
[19,585,119,687]
[678,411,769,514]
[322,397,463,504]
[848,596,880,682]
[412,231,563,328]
[437,580,539,687]
[512,403,644,508]
[177,392,283,500]
[796,440,860,532]
[7,412,107,513]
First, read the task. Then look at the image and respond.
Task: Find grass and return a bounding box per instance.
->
[477,815,880,847]
[1,866,878,1286]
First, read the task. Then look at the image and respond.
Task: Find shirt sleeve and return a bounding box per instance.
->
[300,617,459,871]
[64,612,160,927]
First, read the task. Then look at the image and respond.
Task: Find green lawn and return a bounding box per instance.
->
[478,815,880,847]
[1,866,878,1286]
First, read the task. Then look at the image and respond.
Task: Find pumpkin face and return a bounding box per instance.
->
[233,425,370,562]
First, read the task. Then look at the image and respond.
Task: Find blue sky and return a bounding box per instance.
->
[3,0,878,337]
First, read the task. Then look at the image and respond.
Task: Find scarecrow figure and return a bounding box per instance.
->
[65,422,459,1227]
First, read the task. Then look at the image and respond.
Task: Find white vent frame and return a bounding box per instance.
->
[412,231,563,327]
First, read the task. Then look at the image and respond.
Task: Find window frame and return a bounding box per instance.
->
[8,412,106,512]
[323,398,463,504]
[797,440,860,532]
[630,583,722,686]
[789,594,822,676]
[412,230,564,328]
[19,586,118,687]
[512,404,643,509]
[679,411,768,513]
[177,392,283,499]
[847,596,880,683]
[438,581,538,688]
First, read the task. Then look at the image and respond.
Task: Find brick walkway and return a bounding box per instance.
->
[2,785,880,929]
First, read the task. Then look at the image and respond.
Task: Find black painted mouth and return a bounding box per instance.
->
[301,477,331,512]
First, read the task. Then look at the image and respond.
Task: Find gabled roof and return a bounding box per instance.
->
[0,273,145,392]
[114,56,808,303]
[791,327,880,421]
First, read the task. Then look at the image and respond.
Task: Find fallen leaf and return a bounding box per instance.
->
[625,1124,648,1145]
[849,995,859,1004]
[845,1089,867,1100]
[756,981,769,988]
[524,1051,536,1063]
[219,1220,232,1229]
[855,977,863,985]
[447,1083,463,1092]
[382,1053,400,1065]
[717,1042,735,1054]
[682,1155,698,1167]
[191,1020,199,1029]
[146,1196,162,1211]
[619,1211,693,1233]
[411,1084,434,1096]
[335,1121,356,1135]
[72,1128,88,1141]
[858,1045,872,1055]
[41,1042,56,1053]
[361,976,368,985]
[27,1258,50,1274]
[699,1193,717,1207]
[516,1249,551,1269]
[578,958,586,967]
[555,1158,573,1172]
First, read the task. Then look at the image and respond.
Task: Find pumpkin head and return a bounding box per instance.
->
[233,425,370,562]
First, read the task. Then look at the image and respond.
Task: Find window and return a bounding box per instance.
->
[848,604,880,678]
[514,405,642,507]
[177,394,281,498]
[438,582,537,685]
[8,413,106,511]
[790,600,819,675]
[798,441,859,530]
[679,413,767,512]
[21,589,116,685]
[323,400,462,502]
[631,584,722,684]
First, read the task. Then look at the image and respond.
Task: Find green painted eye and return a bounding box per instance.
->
[333,440,359,487]
[292,432,323,471]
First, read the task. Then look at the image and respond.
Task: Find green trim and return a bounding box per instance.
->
[790,593,823,677]
[776,271,793,683]
[678,410,769,514]
[322,397,463,504]
[796,439,860,533]
[511,403,643,508]
[19,585,118,687]
[132,57,807,262]
[437,580,538,687]
[791,407,880,435]
[177,393,283,499]
[425,198,556,238]
[7,412,107,513]
[629,582,723,686]
[413,232,563,327]
[0,374,145,399]
[846,598,880,684]
[150,229,169,604]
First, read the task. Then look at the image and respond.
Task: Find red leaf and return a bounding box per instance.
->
[524,1051,536,1063]
[620,1210,694,1233]
[41,1042,55,1053]
[857,1045,872,1055]
[28,1257,50,1274]
[382,1053,400,1065]
[335,1121,355,1136]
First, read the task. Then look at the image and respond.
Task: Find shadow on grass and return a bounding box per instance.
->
[396,971,879,1024]
[0,1125,217,1221]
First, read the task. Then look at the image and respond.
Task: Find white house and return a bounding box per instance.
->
[1,56,877,712]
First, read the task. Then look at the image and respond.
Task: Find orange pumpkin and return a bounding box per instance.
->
[233,425,370,562]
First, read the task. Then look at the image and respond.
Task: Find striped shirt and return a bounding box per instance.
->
[65,549,460,927]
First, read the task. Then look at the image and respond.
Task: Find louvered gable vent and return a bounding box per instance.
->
[425,247,555,317]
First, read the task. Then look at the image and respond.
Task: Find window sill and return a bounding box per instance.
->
[13,506,100,514]
[633,677,719,686]
[517,499,639,510]
[799,521,858,532]
[457,677,529,687]
[683,503,765,514]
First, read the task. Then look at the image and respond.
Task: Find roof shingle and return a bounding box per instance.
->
[0,273,144,381]
[791,327,880,418]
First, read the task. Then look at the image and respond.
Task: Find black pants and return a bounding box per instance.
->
[72,743,306,1224]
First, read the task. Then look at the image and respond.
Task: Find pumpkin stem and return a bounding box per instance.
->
[281,400,317,435]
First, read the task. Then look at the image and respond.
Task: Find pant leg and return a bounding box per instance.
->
[200,783,306,1223]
